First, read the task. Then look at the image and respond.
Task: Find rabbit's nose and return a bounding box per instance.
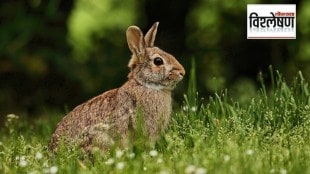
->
[173,66,185,77]
[178,67,185,77]
[179,69,185,77]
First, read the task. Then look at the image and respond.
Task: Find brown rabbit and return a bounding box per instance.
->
[49,22,185,152]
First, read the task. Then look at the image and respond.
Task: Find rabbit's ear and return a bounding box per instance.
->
[144,22,159,47]
[126,26,145,56]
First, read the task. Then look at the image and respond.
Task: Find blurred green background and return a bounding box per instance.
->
[0,0,309,117]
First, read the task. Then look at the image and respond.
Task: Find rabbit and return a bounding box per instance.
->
[49,22,185,153]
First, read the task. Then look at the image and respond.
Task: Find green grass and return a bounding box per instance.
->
[1,64,310,174]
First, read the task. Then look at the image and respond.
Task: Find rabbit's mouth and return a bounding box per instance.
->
[145,82,177,91]
[157,75,183,90]
[155,72,184,90]
[143,75,182,90]
[169,72,184,81]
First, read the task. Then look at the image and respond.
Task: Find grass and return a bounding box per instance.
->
[1,64,310,174]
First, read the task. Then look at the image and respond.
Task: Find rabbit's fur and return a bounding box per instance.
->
[49,22,185,152]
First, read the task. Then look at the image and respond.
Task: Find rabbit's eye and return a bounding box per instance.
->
[153,57,164,66]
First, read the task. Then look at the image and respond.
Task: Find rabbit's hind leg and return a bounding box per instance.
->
[80,123,115,153]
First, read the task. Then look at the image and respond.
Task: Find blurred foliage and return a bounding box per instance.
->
[186,0,310,97]
[0,0,76,116]
[0,0,309,117]
[297,0,310,61]
[68,0,138,61]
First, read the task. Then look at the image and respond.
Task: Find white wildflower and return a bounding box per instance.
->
[35,152,43,160]
[19,160,27,167]
[183,106,188,111]
[143,166,147,171]
[246,149,254,156]
[116,162,125,170]
[0,141,3,146]
[7,114,19,119]
[280,169,287,174]
[50,166,58,174]
[20,156,26,161]
[270,168,275,173]
[149,150,158,157]
[116,150,124,158]
[157,158,163,164]
[191,106,197,112]
[127,152,135,159]
[105,158,114,165]
[195,167,207,174]
[185,165,196,174]
[223,155,230,162]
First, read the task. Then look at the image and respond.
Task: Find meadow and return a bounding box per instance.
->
[1,65,310,174]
